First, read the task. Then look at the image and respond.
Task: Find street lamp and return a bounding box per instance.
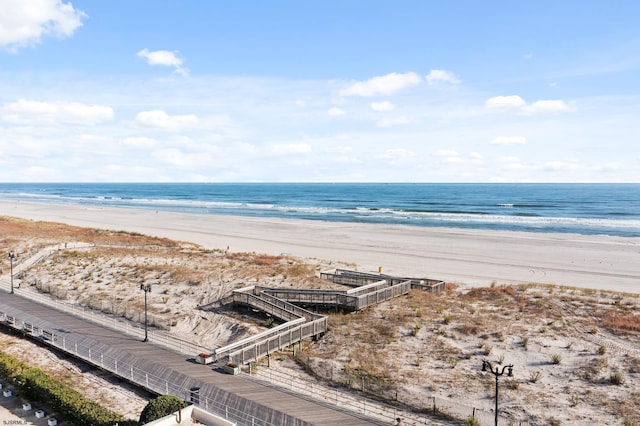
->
[8,252,15,294]
[482,359,513,426]
[140,283,152,342]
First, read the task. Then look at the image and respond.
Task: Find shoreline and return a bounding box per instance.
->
[2,199,640,293]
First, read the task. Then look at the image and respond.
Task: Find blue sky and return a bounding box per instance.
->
[1,0,639,182]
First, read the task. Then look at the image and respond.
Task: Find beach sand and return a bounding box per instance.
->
[2,200,640,425]
[1,200,639,293]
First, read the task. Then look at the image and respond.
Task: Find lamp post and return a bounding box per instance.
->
[8,252,15,294]
[482,359,513,426]
[140,283,152,342]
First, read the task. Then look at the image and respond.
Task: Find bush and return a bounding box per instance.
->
[139,395,187,424]
[18,367,129,426]
[482,343,493,356]
[529,371,542,383]
[505,378,519,390]
[597,345,607,355]
[550,353,562,365]
[464,415,480,426]
[0,350,131,426]
[610,370,625,385]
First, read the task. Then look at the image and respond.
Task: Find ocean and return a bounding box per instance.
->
[0,183,639,237]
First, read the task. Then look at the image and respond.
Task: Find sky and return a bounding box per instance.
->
[0,1,639,183]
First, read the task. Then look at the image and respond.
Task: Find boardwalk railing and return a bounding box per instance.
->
[253,363,531,426]
[0,282,211,357]
[0,309,299,426]
[320,269,445,293]
[215,286,329,365]
[218,278,412,365]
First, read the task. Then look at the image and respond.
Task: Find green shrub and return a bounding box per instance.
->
[1,350,132,426]
[139,395,187,424]
[610,370,625,385]
[0,351,27,380]
[18,367,129,425]
[464,415,480,426]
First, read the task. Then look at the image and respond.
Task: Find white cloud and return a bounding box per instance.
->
[435,149,459,157]
[268,143,312,155]
[327,107,346,116]
[123,137,158,148]
[485,95,526,109]
[376,148,414,160]
[327,146,352,154]
[504,162,524,170]
[137,48,188,76]
[486,96,573,115]
[434,150,484,165]
[0,0,86,51]
[376,116,410,127]
[1,99,113,125]
[542,160,581,171]
[334,156,361,164]
[340,72,421,97]
[490,136,526,145]
[134,110,198,131]
[425,69,460,85]
[524,100,572,115]
[370,101,395,112]
[498,156,521,163]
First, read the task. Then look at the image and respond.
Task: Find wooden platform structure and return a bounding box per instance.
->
[214,276,412,365]
[320,269,445,292]
[0,291,387,426]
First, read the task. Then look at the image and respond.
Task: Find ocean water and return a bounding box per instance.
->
[0,183,639,237]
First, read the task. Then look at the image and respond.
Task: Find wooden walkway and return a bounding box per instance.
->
[214,278,411,365]
[0,291,387,426]
[320,269,445,292]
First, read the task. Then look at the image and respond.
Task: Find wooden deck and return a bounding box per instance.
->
[0,291,387,426]
[320,269,445,292]
[216,278,411,365]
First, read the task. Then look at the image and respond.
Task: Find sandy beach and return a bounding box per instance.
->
[2,199,640,425]
[1,200,639,293]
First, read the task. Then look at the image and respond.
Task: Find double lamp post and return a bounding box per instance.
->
[482,359,514,426]
[8,251,15,294]
[140,283,152,342]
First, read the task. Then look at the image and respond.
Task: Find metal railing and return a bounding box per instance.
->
[252,363,530,426]
[0,309,307,426]
[1,283,211,357]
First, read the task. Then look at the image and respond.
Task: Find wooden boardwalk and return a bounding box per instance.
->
[216,280,410,366]
[0,291,387,426]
